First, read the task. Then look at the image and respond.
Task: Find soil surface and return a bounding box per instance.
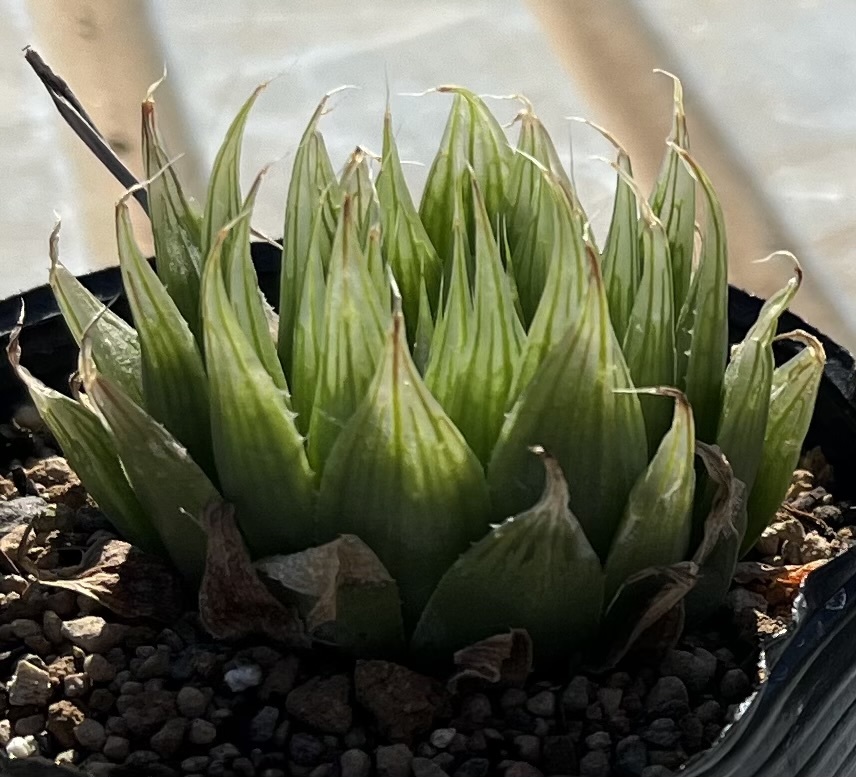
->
[0,422,852,777]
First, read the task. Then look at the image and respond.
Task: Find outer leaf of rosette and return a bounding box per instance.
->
[79,336,215,583]
[115,199,214,479]
[743,332,825,555]
[7,316,159,554]
[201,235,316,557]
[604,389,695,602]
[48,223,142,405]
[412,449,603,663]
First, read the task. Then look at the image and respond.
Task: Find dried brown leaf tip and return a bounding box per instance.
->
[198,501,308,647]
[448,628,533,693]
[40,538,183,622]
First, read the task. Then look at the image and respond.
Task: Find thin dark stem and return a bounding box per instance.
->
[23,45,149,215]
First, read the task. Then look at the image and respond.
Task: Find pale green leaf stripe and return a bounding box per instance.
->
[202,242,316,556]
[650,73,696,317]
[317,304,490,629]
[601,150,641,340]
[220,172,290,395]
[604,389,695,601]
[744,334,825,554]
[308,196,388,475]
[426,176,522,464]
[377,108,443,342]
[279,95,341,381]
[201,84,264,260]
[80,344,213,583]
[488,249,648,559]
[7,329,158,554]
[115,201,214,478]
[623,215,676,453]
[340,148,381,248]
[142,97,203,335]
[508,174,588,406]
[673,147,728,443]
[413,450,602,662]
[48,225,142,406]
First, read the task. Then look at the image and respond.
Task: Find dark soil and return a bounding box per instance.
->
[0,420,852,777]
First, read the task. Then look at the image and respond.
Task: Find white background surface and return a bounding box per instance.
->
[2,0,855,347]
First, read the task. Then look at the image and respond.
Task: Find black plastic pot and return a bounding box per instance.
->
[1,250,856,776]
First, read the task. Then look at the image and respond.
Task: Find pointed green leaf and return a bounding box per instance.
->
[291,221,328,435]
[340,147,381,247]
[279,94,341,381]
[514,105,576,206]
[307,196,388,474]
[202,239,316,556]
[48,225,143,405]
[425,189,472,376]
[413,273,434,374]
[377,109,442,340]
[7,322,159,553]
[673,147,728,442]
[141,97,203,334]
[79,342,213,583]
[425,177,523,464]
[220,170,290,393]
[605,389,695,600]
[116,200,213,477]
[420,88,512,265]
[745,332,825,554]
[201,83,264,259]
[366,225,389,312]
[488,249,648,558]
[508,180,588,405]
[650,73,696,316]
[622,206,676,453]
[506,120,582,325]
[317,302,490,628]
[712,262,802,523]
[412,449,603,662]
[602,149,641,339]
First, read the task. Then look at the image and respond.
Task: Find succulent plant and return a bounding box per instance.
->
[8,75,825,663]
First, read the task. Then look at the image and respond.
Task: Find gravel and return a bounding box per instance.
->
[0,451,849,776]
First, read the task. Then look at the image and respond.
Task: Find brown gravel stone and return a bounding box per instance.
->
[354,661,446,743]
[286,674,353,735]
[46,700,85,749]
